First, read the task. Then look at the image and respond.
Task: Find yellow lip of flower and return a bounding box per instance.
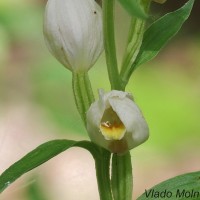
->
[86,89,149,154]
[100,107,126,140]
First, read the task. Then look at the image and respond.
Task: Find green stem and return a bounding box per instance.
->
[120,18,146,90]
[111,152,133,200]
[72,72,94,125]
[95,148,113,200]
[102,0,121,90]
[120,0,151,90]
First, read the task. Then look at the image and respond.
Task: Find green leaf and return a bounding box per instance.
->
[120,17,146,90]
[0,139,98,193]
[134,0,194,68]
[117,0,147,19]
[137,171,200,200]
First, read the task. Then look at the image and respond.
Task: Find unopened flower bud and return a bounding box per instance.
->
[44,0,103,72]
[86,90,149,154]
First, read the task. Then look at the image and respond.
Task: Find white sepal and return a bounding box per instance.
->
[86,90,149,154]
[44,0,103,72]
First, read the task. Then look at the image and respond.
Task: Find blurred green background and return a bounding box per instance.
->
[0,0,199,199]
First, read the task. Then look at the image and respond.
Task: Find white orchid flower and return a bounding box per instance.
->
[86,90,149,154]
[44,0,103,72]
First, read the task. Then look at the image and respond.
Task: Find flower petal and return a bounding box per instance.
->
[86,90,149,153]
[44,0,103,72]
[109,97,149,149]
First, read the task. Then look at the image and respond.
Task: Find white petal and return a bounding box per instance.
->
[44,0,103,72]
[86,100,110,150]
[44,0,71,68]
[109,97,149,149]
[86,90,149,153]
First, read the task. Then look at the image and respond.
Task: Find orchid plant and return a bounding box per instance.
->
[0,0,198,199]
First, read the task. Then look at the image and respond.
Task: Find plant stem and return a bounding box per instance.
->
[102,0,122,90]
[111,152,133,200]
[120,0,151,89]
[120,18,146,90]
[72,72,94,125]
[95,148,113,200]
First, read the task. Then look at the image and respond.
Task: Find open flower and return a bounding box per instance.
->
[43,0,103,72]
[86,90,149,154]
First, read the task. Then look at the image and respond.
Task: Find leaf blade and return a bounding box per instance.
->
[117,0,147,19]
[137,171,200,200]
[0,139,98,193]
[134,0,194,68]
